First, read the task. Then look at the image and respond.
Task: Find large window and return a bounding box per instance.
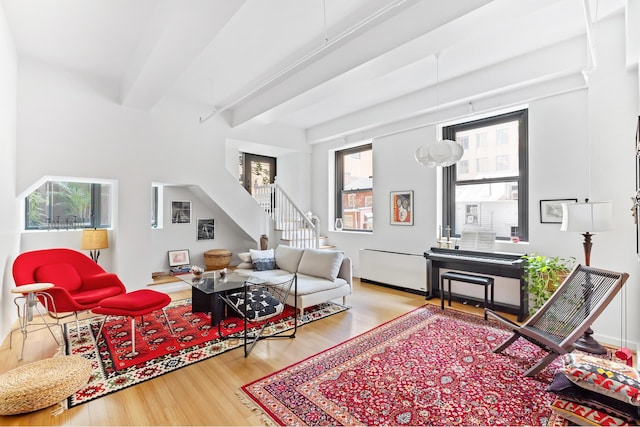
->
[443,109,528,241]
[25,180,112,230]
[335,144,373,231]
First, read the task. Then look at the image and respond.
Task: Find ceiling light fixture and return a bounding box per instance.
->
[414,53,463,168]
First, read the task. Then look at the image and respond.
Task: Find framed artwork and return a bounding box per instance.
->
[171,201,191,224]
[197,218,215,240]
[168,249,190,267]
[390,190,413,225]
[540,199,577,224]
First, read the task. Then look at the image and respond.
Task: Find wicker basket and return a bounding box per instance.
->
[0,355,92,415]
[204,249,232,271]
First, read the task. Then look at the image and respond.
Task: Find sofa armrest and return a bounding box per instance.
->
[82,272,126,291]
[337,257,352,286]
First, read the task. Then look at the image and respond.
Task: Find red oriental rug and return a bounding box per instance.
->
[241,305,561,426]
[63,299,347,408]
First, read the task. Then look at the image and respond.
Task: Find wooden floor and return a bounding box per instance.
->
[0,279,514,426]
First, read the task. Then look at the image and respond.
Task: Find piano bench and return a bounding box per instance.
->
[440,272,494,320]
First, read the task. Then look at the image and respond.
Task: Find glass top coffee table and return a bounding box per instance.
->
[176,271,263,326]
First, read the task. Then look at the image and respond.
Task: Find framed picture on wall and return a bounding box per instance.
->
[171,201,191,224]
[197,218,215,240]
[390,191,413,225]
[539,199,577,223]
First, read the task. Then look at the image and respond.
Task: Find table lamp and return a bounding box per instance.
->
[561,199,613,354]
[81,228,109,263]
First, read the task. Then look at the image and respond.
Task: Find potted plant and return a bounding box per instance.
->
[522,253,575,314]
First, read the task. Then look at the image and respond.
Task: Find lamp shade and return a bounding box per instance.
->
[81,229,109,250]
[561,201,613,233]
[415,139,464,168]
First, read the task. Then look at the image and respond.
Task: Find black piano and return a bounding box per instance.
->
[424,247,527,321]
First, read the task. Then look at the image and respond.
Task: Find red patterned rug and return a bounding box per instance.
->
[63,298,347,408]
[241,305,561,426]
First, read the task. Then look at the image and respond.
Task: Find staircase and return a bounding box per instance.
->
[253,182,328,249]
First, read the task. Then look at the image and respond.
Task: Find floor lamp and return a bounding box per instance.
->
[561,200,613,354]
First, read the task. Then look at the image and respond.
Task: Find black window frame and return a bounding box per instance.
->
[442,109,529,242]
[335,143,373,232]
[25,181,111,230]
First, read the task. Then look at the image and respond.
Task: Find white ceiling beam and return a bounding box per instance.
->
[120,0,245,110]
[228,0,494,127]
[306,36,588,143]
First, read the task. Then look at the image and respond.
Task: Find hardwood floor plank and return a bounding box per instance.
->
[0,279,511,426]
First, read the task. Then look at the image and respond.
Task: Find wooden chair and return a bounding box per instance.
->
[485,264,628,377]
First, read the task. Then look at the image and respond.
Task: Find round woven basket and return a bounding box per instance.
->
[0,355,92,415]
[204,249,232,270]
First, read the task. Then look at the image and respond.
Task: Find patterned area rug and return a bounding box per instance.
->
[64,299,347,408]
[241,305,561,426]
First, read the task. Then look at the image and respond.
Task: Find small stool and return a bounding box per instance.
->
[440,272,494,320]
[0,355,91,415]
[92,290,175,355]
[10,283,62,360]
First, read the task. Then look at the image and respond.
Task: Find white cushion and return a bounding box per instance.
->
[275,245,305,273]
[238,252,251,263]
[236,262,253,269]
[295,273,347,295]
[297,249,344,281]
[250,249,275,271]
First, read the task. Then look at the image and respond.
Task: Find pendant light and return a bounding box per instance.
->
[415,53,463,168]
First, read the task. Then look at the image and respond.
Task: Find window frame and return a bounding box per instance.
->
[442,109,529,242]
[335,143,373,232]
[24,180,112,230]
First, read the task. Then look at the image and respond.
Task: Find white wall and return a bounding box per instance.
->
[0,3,19,340]
[311,13,639,349]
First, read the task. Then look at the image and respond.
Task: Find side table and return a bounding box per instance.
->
[10,283,62,360]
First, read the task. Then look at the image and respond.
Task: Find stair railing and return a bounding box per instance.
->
[253,182,319,249]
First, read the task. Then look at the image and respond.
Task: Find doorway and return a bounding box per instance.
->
[239,153,277,195]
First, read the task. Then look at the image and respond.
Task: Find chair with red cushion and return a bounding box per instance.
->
[12,248,126,336]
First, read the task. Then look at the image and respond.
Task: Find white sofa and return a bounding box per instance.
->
[234,245,352,317]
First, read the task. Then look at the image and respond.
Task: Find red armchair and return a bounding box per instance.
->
[12,248,126,331]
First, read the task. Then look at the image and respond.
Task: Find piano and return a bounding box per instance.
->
[424,247,527,321]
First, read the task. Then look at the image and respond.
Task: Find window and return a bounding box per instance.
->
[443,109,528,241]
[25,180,112,230]
[335,144,373,231]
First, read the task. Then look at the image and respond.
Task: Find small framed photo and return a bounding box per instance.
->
[540,199,577,223]
[197,218,215,240]
[168,249,190,267]
[390,190,413,225]
[171,201,191,224]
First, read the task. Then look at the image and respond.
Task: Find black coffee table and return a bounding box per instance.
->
[177,271,263,326]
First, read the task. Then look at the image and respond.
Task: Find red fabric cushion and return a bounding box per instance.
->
[93,290,170,317]
[71,286,125,305]
[35,263,82,292]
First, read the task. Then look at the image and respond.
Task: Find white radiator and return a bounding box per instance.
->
[359,249,426,292]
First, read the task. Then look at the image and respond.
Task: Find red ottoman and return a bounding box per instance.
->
[93,290,174,354]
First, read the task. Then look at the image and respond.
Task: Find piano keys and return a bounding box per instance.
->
[424,247,528,321]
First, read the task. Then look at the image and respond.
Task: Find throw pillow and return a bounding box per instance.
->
[560,353,640,407]
[550,398,633,426]
[297,249,344,281]
[35,263,82,292]
[548,371,640,421]
[236,262,253,269]
[238,252,251,263]
[226,289,284,322]
[250,249,276,271]
[275,245,304,273]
